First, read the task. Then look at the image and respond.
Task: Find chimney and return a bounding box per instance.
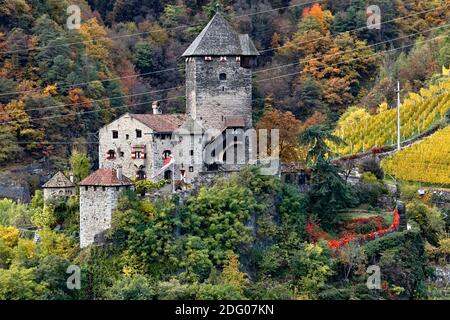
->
[116,167,123,180]
[152,101,161,115]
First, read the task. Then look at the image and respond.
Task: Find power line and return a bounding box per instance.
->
[0,0,326,55]
[24,85,184,113]
[0,3,445,97]
[10,22,450,114]
[255,34,446,83]
[259,3,448,54]
[255,22,450,75]
[4,33,446,128]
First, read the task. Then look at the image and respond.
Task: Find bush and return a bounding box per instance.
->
[318,285,351,300]
[246,280,295,300]
[0,199,34,228]
[104,274,155,300]
[406,201,445,246]
[356,173,388,207]
[359,157,384,180]
[364,230,427,298]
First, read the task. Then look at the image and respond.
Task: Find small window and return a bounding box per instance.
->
[164,170,172,180]
[163,150,171,159]
[84,186,88,191]
[190,150,194,156]
[102,187,106,191]
[93,186,97,191]
[112,130,118,139]
[126,134,129,140]
[120,151,124,157]
[219,73,227,80]
[135,151,142,159]
[136,129,142,138]
[189,166,194,172]
[107,150,116,160]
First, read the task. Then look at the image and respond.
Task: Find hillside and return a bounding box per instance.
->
[0,0,449,304]
[0,0,449,183]
[382,125,450,185]
[332,74,450,156]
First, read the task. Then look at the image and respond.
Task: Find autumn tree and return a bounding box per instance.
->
[256,109,303,163]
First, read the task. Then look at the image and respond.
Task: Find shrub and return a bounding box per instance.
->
[356,172,388,207]
[359,157,384,180]
[406,201,445,246]
[104,274,155,300]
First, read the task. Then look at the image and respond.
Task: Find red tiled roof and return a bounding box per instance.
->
[132,114,186,132]
[79,169,133,186]
[225,116,245,128]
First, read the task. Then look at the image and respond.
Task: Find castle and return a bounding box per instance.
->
[97,10,258,183]
[44,10,260,248]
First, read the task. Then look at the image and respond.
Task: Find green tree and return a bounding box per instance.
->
[31,205,57,230]
[104,274,155,300]
[134,42,153,74]
[0,123,21,165]
[289,243,334,298]
[406,201,445,246]
[35,255,73,300]
[301,125,357,226]
[70,150,91,184]
[300,125,343,164]
[306,158,357,226]
[0,267,47,300]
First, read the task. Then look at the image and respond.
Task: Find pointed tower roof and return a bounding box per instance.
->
[42,171,75,188]
[182,13,259,57]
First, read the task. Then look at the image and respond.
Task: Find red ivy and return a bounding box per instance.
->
[327,209,401,250]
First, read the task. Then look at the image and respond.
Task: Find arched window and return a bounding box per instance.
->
[219,73,227,80]
[107,150,116,160]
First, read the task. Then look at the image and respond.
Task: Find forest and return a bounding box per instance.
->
[0,0,449,300]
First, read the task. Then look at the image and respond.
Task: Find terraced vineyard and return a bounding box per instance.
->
[381,126,450,185]
[331,76,450,156]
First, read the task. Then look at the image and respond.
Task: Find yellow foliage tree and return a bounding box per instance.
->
[79,18,112,61]
[0,225,20,248]
[221,254,248,291]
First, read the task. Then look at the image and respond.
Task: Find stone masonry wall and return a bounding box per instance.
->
[186,57,253,130]
[79,186,125,248]
[99,114,154,180]
[43,187,75,202]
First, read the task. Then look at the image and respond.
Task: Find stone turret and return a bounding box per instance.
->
[79,168,133,248]
[182,9,259,131]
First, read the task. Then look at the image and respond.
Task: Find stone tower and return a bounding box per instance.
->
[182,9,259,131]
[79,168,132,248]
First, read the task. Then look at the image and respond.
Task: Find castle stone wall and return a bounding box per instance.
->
[43,187,75,202]
[79,185,126,248]
[99,115,155,180]
[186,57,252,130]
